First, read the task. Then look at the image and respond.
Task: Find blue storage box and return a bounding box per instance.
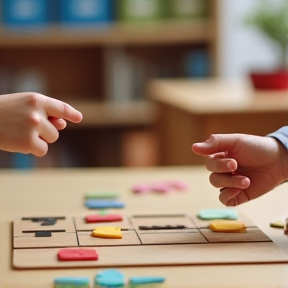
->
[60,0,114,25]
[1,0,49,27]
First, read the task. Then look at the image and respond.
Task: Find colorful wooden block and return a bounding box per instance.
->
[95,269,125,287]
[58,248,98,261]
[209,220,246,233]
[85,200,125,209]
[78,230,141,247]
[54,277,90,288]
[198,209,239,220]
[130,276,165,285]
[91,226,122,239]
[85,191,119,199]
[86,214,123,223]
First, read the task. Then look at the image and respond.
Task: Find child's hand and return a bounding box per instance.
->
[0,92,82,156]
[192,134,288,206]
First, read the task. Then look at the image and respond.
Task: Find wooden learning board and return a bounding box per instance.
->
[13,213,288,269]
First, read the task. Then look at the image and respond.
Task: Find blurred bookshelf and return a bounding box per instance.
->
[0,0,219,168]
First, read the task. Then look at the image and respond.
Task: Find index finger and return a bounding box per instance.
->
[44,97,83,123]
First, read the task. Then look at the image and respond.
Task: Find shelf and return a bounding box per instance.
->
[67,100,157,128]
[0,20,212,47]
[149,79,288,114]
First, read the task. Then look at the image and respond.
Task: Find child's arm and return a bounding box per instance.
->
[0,92,82,156]
[192,133,288,206]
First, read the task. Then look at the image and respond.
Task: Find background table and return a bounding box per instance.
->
[149,79,288,165]
[1,166,288,287]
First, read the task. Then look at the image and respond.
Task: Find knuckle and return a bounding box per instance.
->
[28,112,41,127]
[26,92,42,107]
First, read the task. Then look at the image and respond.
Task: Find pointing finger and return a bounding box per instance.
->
[44,97,83,123]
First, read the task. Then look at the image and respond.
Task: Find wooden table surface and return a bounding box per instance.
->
[1,166,288,288]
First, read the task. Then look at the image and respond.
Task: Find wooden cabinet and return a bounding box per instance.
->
[0,0,219,168]
[149,79,288,166]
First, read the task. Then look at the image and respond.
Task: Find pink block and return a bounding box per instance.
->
[151,182,171,193]
[167,180,188,191]
[132,183,151,194]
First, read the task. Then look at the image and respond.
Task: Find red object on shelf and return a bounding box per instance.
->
[250,70,288,90]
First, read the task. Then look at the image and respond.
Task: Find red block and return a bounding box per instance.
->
[85,214,123,223]
[58,249,98,261]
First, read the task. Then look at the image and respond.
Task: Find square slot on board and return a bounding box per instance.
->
[200,228,272,243]
[130,214,196,230]
[13,232,78,249]
[190,213,256,229]
[77,231,141,247]
[137,229,208,245]
[74,215,133,231]
[14,217,75,236]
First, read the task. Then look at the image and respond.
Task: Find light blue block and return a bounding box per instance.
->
[197,208,239,220]
[95,269,125,287]
[130,276,165,285]
[85,200,125,209]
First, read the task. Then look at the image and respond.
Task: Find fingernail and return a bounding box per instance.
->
[242,178,250,188]
[227,161,235,171]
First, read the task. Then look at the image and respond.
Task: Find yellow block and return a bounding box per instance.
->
[209,220,246,233]
[91,226,122,239]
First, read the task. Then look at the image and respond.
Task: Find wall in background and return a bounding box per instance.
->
[219,0,280,80]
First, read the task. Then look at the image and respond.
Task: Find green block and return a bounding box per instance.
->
[85,191,119,199]
[117,0,165,22]
[166,0,209,19]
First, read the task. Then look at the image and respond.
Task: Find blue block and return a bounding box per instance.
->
[54,277,90,288]
[85,200,125,209]
[1,0,49,26]
[130,276,166,285]
[60,0,114,25]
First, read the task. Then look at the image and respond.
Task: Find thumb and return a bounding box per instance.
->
[192,134,241,156]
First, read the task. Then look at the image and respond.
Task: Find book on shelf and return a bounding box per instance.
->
[0,0,210,29]
[104,47,134,102]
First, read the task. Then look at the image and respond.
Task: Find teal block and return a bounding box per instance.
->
[197,208,239,220]
[54,277,90,288]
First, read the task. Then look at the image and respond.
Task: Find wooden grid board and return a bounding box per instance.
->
[12,213,288,269]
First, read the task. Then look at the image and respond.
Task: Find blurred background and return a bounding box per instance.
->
[0,0,288,169]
